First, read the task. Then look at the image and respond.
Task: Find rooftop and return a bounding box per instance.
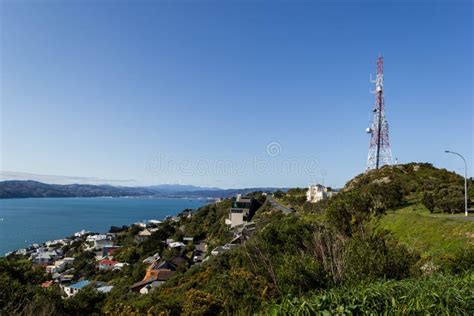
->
[69,280,90,289]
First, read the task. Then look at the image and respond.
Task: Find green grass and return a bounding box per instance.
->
[264,273,474,315]
[378,204,474,258]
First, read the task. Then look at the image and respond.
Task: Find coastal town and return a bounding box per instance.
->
[4,187,332,298]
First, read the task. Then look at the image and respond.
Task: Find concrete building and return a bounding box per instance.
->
[225,194,256,228]
[306,184,332,203]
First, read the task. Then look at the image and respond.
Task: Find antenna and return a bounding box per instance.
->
[366,55,393,170]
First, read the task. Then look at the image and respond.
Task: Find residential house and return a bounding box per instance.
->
[46,257,74,274]
[143,253,160,264]
[31,250,60,265]
[148,219,162,226]
[98,259,119,271]
[102,246,120,258]
[225,194,257,228]
[183,237,194,243]
[211,244,237,256]
[112,262,128,271]
[63,280,90,297]
[306,184,333,203]
[137,229,152,241]
[97,285,114,294]
[62,280,112,297]
[168,241,185,249]
[74,230,90,237]
[129,269,175,294]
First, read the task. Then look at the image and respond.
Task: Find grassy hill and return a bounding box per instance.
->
[378,203,473,258]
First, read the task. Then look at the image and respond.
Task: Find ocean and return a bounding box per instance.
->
[0,197,207,256]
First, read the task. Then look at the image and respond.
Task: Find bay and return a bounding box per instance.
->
[0,197,207,256]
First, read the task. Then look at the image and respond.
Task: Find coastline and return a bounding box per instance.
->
[0,197,209,256]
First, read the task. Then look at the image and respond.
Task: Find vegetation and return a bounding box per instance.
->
[1,163,472,315]
[378,204,473,258]
[265,273,474,315]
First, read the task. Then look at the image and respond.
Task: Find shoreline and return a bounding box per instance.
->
[0,197,210,256]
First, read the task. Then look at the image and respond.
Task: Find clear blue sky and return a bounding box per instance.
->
[1,0,472,188]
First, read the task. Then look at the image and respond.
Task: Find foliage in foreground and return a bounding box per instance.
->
[265,273,474,315]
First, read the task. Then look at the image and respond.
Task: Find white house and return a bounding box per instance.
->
[306,184,332,203]
[62,280,90,297]
[168,241,185,249]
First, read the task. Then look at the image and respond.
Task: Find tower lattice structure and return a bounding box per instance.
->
[366,56,393,170]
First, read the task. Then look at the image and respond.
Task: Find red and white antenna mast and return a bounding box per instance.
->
[366,55,393,170]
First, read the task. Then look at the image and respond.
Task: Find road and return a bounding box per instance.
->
[266,196,293,214]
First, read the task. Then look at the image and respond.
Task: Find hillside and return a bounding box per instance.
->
[0,180,286,199]
[1,163,472,315]
[0,180,156,199]
[378,204,473,258]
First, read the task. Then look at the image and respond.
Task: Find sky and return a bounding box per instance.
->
[1,0,472,188]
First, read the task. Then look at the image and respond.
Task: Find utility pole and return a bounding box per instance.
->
[445,150,469,216]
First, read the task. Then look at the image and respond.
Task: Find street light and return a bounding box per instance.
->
[444,150,468,216]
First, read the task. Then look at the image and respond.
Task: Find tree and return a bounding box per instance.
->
[422,192,435,213]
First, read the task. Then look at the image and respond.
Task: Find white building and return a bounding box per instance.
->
[306,184,332,203]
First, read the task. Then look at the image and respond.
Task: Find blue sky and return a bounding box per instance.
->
[1,0,472,188]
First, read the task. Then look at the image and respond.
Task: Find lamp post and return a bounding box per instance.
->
[444,150,468,216]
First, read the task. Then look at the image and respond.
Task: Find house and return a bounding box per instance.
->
[63,280,90,297]
[149,260,177,272]
[168,241,185,249]
[183,237,194,243]
[211,246,228,256]
[130,269,175,293]
[46,261,66,274]
[94,238,114,251]
[133,222,147,228]
[97,285,114,294]
[143,253,160,264]
[112,262,128,271]
[86,234,114,249]
[169,255,188,268]
[226,194,257,228]
[62,280,113,296]
[192,242,207,262]
[211,244,237,256]
[306,184,333,203]
[137,229,152,241]
[148,219,162,226]
[74,230,90,237]
[46,257,74,274]
[98,259,119,271]
[102,246,120,258]
[63,257,75,265]
[31,250,60,265]
[57,274,74,284]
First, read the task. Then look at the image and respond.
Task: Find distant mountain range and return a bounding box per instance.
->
[0,180,286,199]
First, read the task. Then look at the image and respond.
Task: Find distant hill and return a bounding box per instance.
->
[0,180,286,199]
[176,187,287,198]
[145,184,221,193]
[0,180,156,199]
